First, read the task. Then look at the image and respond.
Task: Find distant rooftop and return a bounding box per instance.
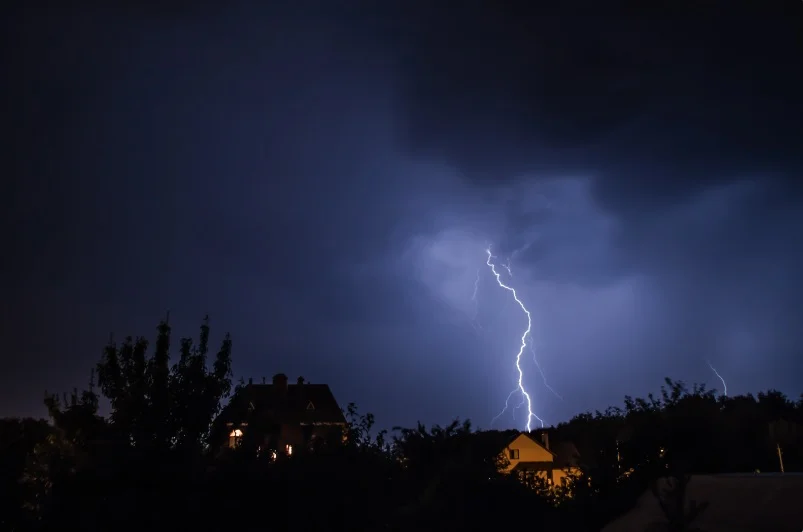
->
[220,373,347,425]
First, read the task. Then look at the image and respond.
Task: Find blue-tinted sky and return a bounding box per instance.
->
[4,2,802,430]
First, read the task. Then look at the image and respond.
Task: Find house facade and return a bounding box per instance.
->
[499,431,581,490]
[216,373,347,457]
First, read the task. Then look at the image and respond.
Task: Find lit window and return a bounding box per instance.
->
[229,428,243,448]
[286,444,293,455]
[509,449,520,460]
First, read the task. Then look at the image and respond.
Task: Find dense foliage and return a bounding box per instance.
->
[1,317,801,532]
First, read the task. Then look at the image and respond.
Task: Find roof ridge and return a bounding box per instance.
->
[519,431,557,457]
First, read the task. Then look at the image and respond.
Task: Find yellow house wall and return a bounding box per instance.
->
[552,466,581,488]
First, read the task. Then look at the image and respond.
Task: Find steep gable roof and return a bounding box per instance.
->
[221,382,347,425]
[510,432,553,453]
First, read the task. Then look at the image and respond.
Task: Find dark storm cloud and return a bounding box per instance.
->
[4,5,420,417]
[392,2,803,295]
[396,2,803,209]
[389,1,803,411]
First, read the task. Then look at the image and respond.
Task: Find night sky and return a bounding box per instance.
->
[5,3,803,431]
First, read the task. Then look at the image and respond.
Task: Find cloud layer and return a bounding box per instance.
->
[5,3,802,428]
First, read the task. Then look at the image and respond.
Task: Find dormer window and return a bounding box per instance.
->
[306,401,315,411]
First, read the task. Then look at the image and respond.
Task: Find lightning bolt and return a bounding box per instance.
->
[510,242,532,260]
[502,259,512,277]
[485,247,543,432]
[490,388,529,425]
[706,360,728,397]
[529,342,563,401]
[470,269,483,332]
[472,269,481,302]
[491,389,520,426]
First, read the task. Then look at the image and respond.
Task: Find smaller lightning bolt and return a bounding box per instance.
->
[502,258,512,277]
[510,242,532,261]
[528,341,563,401]
[491,388,520,426]
[706,360,728,397]
[490,387,530,425]
[470,269,483,332]
[471,269,481,301]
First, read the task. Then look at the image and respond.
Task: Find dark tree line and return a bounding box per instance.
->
[1,317,801,532]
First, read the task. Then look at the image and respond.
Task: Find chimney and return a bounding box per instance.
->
[248,377,253,385]
[272,373,288,394]
[262,376,266,384]
[297,376,305,385]
[541,432,550,451]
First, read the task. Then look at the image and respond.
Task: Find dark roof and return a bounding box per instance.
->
[550,441,581,468]
[221,382,347,425]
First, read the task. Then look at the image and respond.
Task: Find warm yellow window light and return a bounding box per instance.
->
[228,428,243,448]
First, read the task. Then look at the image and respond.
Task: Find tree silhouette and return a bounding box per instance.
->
[344,401,388,452]
[5,318,801,532]
[648,467,708,532]
[96,315,232,452]
[0,417,52,531]
[19,316,233,530]
[22,378,104,523]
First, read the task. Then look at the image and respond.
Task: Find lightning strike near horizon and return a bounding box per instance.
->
[706,361,728,397]
[485,247,543,432]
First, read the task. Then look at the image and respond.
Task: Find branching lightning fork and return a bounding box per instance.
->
[491,389,521,426]
[529,343,563,401]
[485,247,543,432]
